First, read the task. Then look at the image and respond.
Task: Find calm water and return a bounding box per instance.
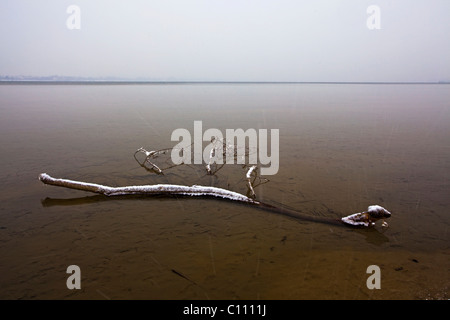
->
[0,83,448,299]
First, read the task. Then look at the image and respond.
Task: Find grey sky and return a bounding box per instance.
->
[1,0,449,82]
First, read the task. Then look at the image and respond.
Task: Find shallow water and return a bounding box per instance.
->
[0,83,448,299]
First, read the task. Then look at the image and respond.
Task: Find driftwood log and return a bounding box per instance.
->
[38,173,391,228]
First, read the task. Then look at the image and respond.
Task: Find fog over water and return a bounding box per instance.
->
[1,1,449,82]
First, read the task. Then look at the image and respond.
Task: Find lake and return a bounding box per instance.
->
[0,83,448,299]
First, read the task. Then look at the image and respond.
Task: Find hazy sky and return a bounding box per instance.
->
[1,0,449,82]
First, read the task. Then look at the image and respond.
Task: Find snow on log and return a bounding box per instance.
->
[341,205,391,227]
[38,173,259,204]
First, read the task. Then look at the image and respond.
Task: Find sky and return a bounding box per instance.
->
[0,0,449,82]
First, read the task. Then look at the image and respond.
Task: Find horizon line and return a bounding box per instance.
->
[0,79,448,85]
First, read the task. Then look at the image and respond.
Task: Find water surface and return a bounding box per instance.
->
[0,83,448,299]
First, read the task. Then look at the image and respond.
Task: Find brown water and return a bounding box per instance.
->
[0,83,448,300]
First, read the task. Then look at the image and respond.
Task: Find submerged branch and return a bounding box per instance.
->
[38,173,391,228]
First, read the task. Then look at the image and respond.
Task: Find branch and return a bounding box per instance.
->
[246,165,257,198]
[134,147,174,174]
[38,174,391,228]
[38,173,259,204]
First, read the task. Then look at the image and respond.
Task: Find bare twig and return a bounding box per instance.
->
[246,165,257,198]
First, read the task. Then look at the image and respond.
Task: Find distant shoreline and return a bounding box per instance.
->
[0,80,448,85]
